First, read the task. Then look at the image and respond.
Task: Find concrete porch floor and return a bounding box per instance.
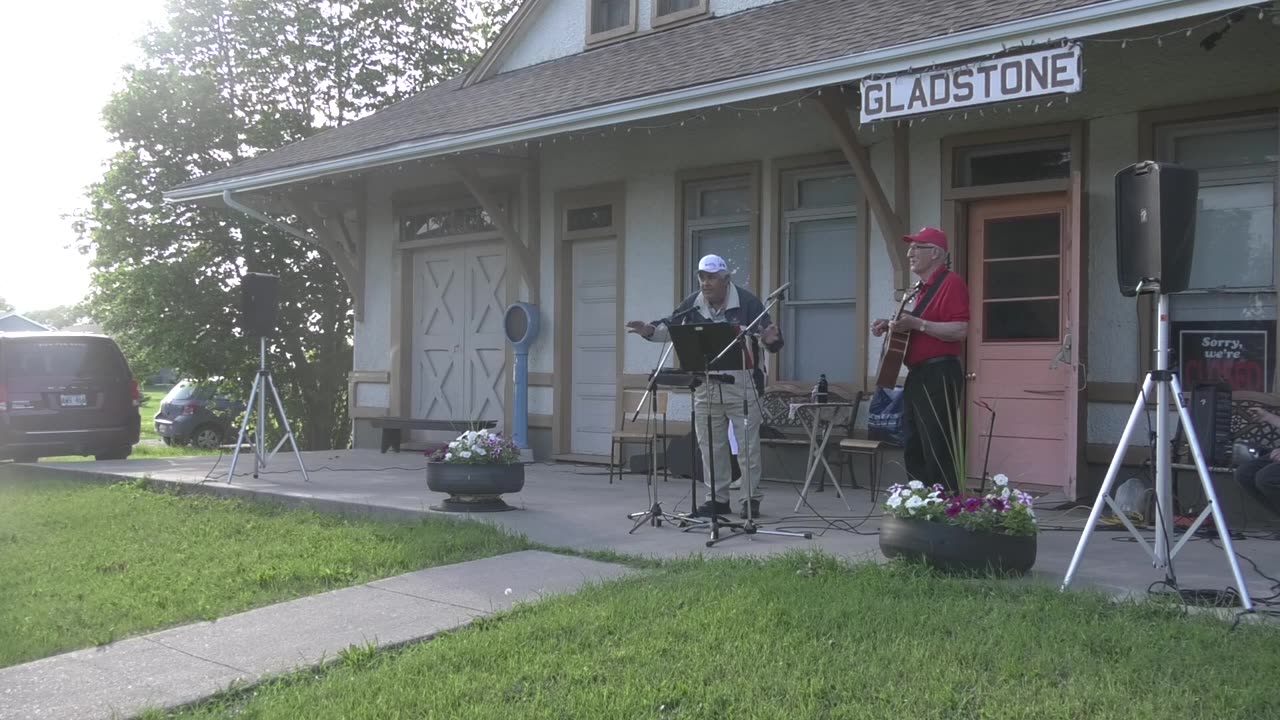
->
[13,449,1280,604]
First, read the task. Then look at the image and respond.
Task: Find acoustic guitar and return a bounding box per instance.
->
[875,282,923,388]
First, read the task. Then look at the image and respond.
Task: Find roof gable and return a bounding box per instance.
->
[0,314,54,332]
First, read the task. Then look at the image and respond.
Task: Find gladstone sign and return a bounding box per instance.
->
[860,45,1082,123]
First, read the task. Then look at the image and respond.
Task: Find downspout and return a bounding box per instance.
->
[222,189,316,244]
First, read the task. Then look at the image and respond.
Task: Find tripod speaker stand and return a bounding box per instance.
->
[1061,290,1252,610]
[222,273,309,485]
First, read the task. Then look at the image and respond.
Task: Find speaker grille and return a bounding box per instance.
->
[241,273,280,337]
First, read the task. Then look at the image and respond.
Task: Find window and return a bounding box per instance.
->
[1157,114,1279,391]
[779,169,860,383]
[954,138,1071,187]
[588,0,635,42]
[684,176,754,295]
[653,0,707,26]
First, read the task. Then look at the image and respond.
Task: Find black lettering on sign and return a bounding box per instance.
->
[1001,60,1022,94]
[908,77,928,110]
[929,74,950,104]
[976,65,999,98]
[886,82,906,113]
[1026,54,1049,91]
[952,68,974,102]
[864,82,885,116]
[1050,51,1075,88]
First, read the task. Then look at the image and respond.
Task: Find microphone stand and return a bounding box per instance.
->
[705,286,812,547]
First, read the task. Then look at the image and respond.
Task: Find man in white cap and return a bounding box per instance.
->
[627,254,783,518]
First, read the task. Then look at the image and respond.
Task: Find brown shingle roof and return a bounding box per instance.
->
[173,0,1106,193]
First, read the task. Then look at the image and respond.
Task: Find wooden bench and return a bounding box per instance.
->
[369,417,497,453]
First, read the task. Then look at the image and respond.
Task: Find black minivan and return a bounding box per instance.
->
[0,332,141,462]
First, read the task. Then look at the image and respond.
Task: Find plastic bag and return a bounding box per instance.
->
[867,387,908,446]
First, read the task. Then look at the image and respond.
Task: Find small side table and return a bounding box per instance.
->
[788,402,855,513]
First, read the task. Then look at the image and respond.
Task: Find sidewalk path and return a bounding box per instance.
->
[0,551,634,720]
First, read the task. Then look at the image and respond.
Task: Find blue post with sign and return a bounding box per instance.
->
[503,302,540,451]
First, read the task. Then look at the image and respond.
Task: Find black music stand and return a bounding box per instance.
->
[625,360,699,533]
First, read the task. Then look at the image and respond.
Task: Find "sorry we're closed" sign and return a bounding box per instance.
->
[859,45,1082,123]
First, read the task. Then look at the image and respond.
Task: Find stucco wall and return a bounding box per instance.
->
[499,0,786,74]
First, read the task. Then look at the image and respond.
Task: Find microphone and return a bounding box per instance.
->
[655,305,699,326]
[767,282,792,301]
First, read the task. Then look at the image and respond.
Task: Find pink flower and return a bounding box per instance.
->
[963,497,983,513]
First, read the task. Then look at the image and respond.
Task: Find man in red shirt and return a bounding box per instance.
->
[872,227,971,493]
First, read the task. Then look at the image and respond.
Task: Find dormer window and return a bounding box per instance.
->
[587,0,636,44]
[653,0,708,27]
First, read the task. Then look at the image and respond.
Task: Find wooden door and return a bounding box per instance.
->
[412,246,464,422]
[463,244,507,423]
[966,193,1079,493]
[570,238,618,455]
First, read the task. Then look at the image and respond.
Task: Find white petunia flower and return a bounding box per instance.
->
[908,480,925,490]
[444,453,453,461]
[887,495,903,508]
[1001,487,1011,499]
[994,474,1009,487]
[905,496,925,509]
[474,447,487,456]
[899,489,913,498]
[460,450,472,459]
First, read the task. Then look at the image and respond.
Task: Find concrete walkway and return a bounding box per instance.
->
[0,551,634,720]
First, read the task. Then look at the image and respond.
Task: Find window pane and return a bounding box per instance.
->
[1175,128,1278,171]
[658,0,699,14]
[593,0,629,32]
[402,205,497,240]
[797,175,857,209]
[984,215,1060,259]
[787,304,857,383]
[789,218,857,301]
[1185,182,1274,289]
[692,225,750,292]
[984,299,1058,341]
[984,258,1059,300]
[567,205,612,232]
[957,141,1071,187]
[699,186,750,217]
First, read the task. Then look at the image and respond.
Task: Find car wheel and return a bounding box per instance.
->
[191,425,223,450]
[95,447,132,461]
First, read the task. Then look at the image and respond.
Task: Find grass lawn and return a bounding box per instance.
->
[155,554,1280,720]
[0,472,533,668]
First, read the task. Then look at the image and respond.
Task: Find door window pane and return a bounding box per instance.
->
[984,215,1060,258]
[985,300,1058,341]
[1174,128,1278,170]
[956,139,1071,187]
[567,204,613,232]
[985,258,1060,300]
[784,216,858,383]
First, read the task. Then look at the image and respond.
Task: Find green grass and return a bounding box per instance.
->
[0,473,533,668]
[153,553,1280,720]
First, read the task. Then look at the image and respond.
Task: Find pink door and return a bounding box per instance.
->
[966,192,1080,495]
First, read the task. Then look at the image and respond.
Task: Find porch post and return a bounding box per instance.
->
[816,93,908,287]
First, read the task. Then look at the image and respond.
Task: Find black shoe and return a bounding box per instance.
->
[739,499,761,519]
[689,500,732,517]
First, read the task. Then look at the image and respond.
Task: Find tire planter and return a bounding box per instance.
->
[426,462,525,513]
[879,515,1037,576]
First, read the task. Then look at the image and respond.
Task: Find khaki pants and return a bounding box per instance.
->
[693,372,763,505]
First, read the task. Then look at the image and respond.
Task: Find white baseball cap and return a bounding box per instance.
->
[697,254,729,274]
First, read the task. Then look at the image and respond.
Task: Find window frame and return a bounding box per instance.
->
[676,164,761,302]
[651,0,708,29]
[586,0,637,46]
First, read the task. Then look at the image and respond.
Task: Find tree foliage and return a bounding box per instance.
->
[22,305,92,331]
[0,297,11,314]
[76,0,517,450]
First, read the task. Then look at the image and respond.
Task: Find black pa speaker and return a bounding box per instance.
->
[1188,382,1233,468]
[1115,161,1199,297]
[241,272,280,337]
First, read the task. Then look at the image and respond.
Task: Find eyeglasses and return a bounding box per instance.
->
[906,245,939,255]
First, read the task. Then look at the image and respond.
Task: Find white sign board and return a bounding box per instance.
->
[859,45,1082,123]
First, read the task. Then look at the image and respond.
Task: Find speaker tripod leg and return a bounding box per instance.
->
[265,371,310,483]
[225,370,263,485]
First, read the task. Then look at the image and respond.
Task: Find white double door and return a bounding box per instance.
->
[412,243,506,426]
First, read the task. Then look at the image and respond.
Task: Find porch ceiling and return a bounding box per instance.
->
[165,0,1250,202]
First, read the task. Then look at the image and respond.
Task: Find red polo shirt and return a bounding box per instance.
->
[904,267,970,368]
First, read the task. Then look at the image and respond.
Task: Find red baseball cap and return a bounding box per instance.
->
[903,226,948,252]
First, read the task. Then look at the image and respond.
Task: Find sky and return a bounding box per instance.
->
[0,1,168,315]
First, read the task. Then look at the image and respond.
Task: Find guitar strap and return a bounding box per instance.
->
[906,270,949,319]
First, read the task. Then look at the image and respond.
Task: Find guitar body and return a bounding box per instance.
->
[875,283,922,388]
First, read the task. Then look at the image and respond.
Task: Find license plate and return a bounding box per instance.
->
[60,394,88,408]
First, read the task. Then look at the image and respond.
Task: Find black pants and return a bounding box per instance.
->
[902,356,964,494]
[1234,457,1280,519]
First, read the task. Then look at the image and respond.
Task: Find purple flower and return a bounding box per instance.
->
[963,497,983,513]
[945,500,963,518]
[989,497,1007,512]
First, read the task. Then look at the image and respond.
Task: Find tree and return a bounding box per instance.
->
[0,297,11,314]
[76,0,517,450]
[24,304,91,330]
